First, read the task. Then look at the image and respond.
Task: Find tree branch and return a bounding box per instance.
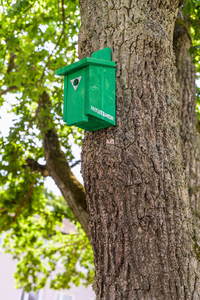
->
[0,182,35,233]
[44,240,86,258]
[196,120,200,134]
[14,3,35,26]
[39,26,65,85]
[36,91,89,238]
[14,182,35,222]
[61,0,65,30]
[0,86,18,96]
[7,53,16,74]
[70,160,81,169]
[22,158,49,177]
[39,0,66,86]
[175,18,192,42]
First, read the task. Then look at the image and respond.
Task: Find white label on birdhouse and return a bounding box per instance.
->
[91,106,114,121]
[70,76,82,91]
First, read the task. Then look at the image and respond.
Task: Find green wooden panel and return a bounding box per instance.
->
[85,65,115,126]
[56,57,115,76]
[91,47,111,61]
[56,47,116,132]
[102,66,115,125]
[63,76,68,122]
[85,65,102,116]
[76,116,113,132]
[66,68,88,125]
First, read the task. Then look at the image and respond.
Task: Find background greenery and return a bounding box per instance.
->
[0,0,93,292]
[183,0,200,116]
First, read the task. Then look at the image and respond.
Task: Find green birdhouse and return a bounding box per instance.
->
[56,47,116,132]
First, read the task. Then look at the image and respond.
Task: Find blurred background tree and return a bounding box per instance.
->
[0,0,93,292]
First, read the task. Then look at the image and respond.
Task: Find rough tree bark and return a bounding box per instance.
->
[78,0,200,299]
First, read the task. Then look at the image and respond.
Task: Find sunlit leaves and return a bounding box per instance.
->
[196,86,200,118]
[3,196,94,292]
[182,0,200,73]
[0,0,91,293]
[0,0,82,192]
[182,0,200,118]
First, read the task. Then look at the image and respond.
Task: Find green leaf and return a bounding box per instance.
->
[0,0,90,292]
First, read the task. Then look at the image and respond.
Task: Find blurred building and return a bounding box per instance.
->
[0,220,95,300]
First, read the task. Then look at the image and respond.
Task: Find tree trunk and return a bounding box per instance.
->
[174,18,200,230]
[79,1,200,299]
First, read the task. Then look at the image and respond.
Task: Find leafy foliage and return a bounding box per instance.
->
[3,195,94,292]
[0,0,93,292]
[182,0,200,69]
[182,1,200,116]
